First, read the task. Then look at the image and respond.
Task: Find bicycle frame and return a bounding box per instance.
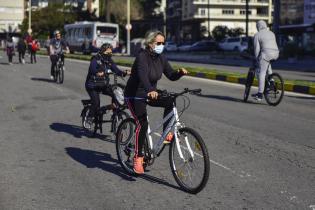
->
[146,103,194,160]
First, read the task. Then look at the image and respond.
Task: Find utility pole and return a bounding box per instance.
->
[245,0,249,38]
[208,0,210,37]
[126,0,131,55]
[28,0,32,34]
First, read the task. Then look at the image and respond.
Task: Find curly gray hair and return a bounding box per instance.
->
[144,30,165,47]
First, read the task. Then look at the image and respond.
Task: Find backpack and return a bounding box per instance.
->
[31,42,39,51]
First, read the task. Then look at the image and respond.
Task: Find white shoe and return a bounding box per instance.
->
[22,59,25,64]
[50,76,54,80]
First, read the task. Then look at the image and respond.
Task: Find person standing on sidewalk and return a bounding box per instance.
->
[30,39,40,64]
[25,33,33,56]
[5,37,15,64]
[17,37,26,64]
[252,20,279,101]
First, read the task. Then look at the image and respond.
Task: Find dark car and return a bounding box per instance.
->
[189,41,218,52]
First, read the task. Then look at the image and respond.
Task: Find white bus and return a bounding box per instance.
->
[64,21,119,54]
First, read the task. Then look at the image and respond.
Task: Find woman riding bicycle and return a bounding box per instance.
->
[85,43,129,125]
[124,30,188,174]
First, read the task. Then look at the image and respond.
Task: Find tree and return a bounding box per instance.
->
[20,4,77,38]
[212,25,229,42]
[228,27,244,37]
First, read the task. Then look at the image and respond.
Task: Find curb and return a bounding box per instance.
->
[38,51,315,96]
[189,71,315,96]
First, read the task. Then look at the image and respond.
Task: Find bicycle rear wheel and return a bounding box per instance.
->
[243,69,255,102]
[111,110,129,134]
[116,118,137,175]
[169,127,210,194]
[264,73,284,106]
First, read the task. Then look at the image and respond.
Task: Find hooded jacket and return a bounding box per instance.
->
[254,20,279,61]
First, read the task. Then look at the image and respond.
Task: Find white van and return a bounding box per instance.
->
[64,21,119,54]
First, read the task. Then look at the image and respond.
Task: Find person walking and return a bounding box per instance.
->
[17,37,26,64]
[5,37,15,64]
[30,39,40,64]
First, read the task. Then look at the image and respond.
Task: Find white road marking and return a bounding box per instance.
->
[153,132,252,178]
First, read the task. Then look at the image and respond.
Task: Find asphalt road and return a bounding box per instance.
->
[0,53,314,210]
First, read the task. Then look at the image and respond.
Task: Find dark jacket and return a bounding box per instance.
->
[85,54,125,89]
[125,48,183,97]
[17,39,26,52]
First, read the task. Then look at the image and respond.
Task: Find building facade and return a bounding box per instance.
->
[0,0,25,35]
[30,0,100,17]
[167,0,273,42]
[279,0,315,52]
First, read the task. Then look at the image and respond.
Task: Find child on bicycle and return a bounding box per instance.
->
[85,43,129,125]
[124,30,188,174]
[252,20,279,101]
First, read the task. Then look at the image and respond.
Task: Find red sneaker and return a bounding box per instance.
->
[133,157,144,174]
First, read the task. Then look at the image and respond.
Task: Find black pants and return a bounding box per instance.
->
[126,96,173,157]
[30,50,36,63]
[18,51,25,63]
[50,54,64,76]
[8,54,13,63]
[86,86,114,119]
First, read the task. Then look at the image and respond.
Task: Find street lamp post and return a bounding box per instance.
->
[126,0,130,55]
[245,0,249,38]
[28,0,32,34]
[208,0,210,37]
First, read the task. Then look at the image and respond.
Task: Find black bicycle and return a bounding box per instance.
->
[116,88,210,194]
[243,59,284,106]
[81,73,129,136]
[53,53,64,84]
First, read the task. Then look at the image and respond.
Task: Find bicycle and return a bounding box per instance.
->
[243,59,284,106]
[116,88,210,194]
[53,53,64,84]
[81,72,129,136]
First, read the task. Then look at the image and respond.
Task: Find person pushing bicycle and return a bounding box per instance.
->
[49,30,70,80]
[85,43,130,126]
[252,20,279,101]
[124,30,188,174]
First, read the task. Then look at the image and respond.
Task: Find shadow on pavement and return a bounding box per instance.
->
[65,147,134,181]
[50,122,112,142]
[0,62,9,65]
[65,147,182,192]
[31,77,55,83]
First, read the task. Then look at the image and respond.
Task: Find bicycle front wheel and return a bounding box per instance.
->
[116,118,137,175]
[243,69,255,102]
[58,65,64,84]
[169,127,210,194]
[53,67,58,83]
[264,73,284,106]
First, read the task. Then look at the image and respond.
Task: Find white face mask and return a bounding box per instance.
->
[153,44,164,54]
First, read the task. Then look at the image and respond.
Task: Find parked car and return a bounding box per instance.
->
[218,37,250,52]
[165,41,177,52]
[178,42,193,52]
[189,40,218,52]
